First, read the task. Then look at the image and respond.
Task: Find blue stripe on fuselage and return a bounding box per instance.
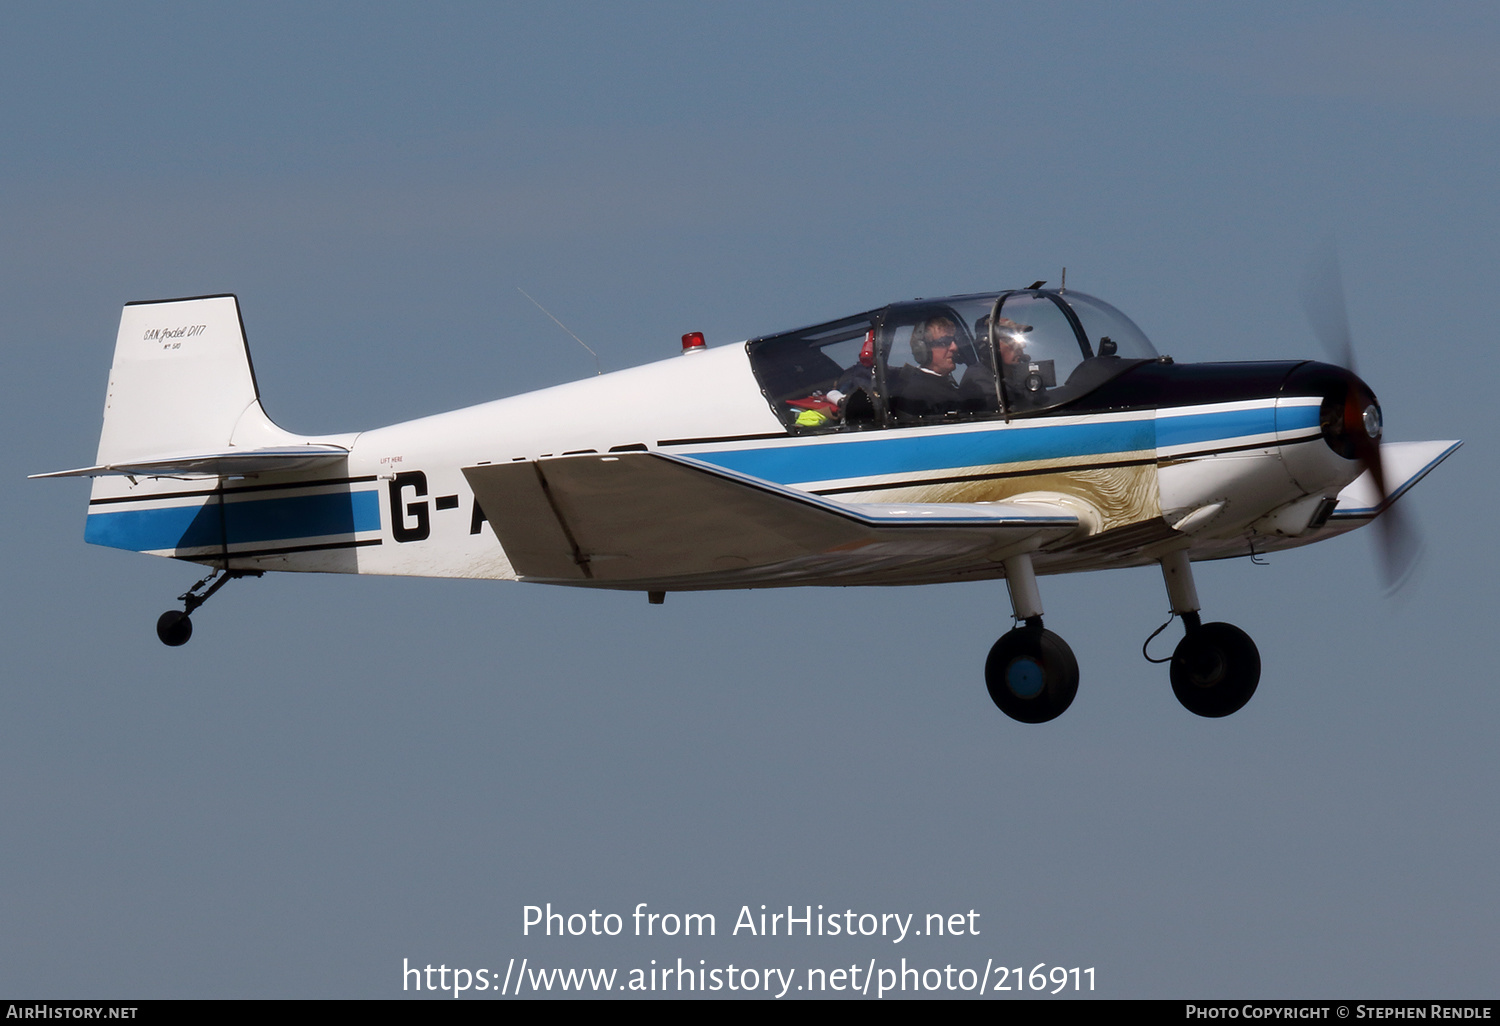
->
[85,489,381,552]
[1158,403,1318,448]
[1276,403,1322,434]
[688,403,1308,486]
[1158,406,1275,448]
[689,418,1159,485]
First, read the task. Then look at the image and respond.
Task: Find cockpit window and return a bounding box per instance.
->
[988,292,1090,415]
[973,290,1158,417]
[745,311,880,432]
[880,297,1001,424]
[746,290,1158,433]
[1059,291,1157,361]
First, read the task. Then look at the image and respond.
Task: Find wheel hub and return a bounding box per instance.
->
[1183,645,1227,687]
[1005,657,1046,698]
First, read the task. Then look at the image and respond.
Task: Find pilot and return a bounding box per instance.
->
[890,316,964,421]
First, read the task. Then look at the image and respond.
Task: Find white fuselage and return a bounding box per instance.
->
[85,340,1368,588]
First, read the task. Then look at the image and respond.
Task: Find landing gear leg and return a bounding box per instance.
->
[1159,549,1260,717]
[155,568,262,647]
[984,552,1079,723]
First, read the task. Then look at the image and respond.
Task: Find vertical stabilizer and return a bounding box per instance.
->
[95,294,291,464]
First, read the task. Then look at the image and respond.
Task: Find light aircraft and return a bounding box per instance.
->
[34,284,1459,722]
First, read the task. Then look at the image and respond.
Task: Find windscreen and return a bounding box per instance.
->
[747,290,1158,432]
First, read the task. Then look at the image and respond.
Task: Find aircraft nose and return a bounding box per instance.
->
[1283,362,1382,460]
[1323,373,1382,461]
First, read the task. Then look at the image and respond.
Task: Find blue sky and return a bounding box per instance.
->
[3,2,1496,998]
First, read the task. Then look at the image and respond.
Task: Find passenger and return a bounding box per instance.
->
[956,314,1031,414]
[990,316,1052,409]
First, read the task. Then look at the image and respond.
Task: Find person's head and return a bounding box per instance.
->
[912,316,959,375]
[993,316,1031,367]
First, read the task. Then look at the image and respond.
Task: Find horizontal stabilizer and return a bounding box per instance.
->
[464,451,1079,585]
[1329,439,1462,519]
[30,444,350,479]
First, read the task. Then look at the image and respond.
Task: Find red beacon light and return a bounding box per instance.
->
[680,331,706,354]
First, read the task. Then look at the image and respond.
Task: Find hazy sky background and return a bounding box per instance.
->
[3,1,1495,998]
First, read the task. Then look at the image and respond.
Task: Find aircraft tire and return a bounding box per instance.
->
[156,610,193,647]
[985,627,1079,723]
[1170,621,1260,717]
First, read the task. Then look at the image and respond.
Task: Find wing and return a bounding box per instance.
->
[462,451,1080,588]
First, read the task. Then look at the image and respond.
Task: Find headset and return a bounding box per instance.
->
[908,314,959,366]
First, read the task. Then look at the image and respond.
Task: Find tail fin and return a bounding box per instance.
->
[33,294,348,479]
[34,295,368,565]
[97,294,285,463]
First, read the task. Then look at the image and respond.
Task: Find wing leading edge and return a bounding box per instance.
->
[462,452,1081,587]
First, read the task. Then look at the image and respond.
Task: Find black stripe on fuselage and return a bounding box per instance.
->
[658,432,791,447]
[89,475,379,506]
[171,537,384,561]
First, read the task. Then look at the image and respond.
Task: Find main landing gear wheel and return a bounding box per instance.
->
[155,610,193,647]
[985,625,1079,724]
[1170,621,1260,718]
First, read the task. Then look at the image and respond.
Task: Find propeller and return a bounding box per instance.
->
[1300,246,1420,590]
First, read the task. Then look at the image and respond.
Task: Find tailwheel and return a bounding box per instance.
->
[152,568,262,646]
[1170,621,1260,718]
[985,624,1079,724]
[155,610,193,647]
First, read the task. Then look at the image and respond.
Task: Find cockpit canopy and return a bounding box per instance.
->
[746,289,1158,432]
